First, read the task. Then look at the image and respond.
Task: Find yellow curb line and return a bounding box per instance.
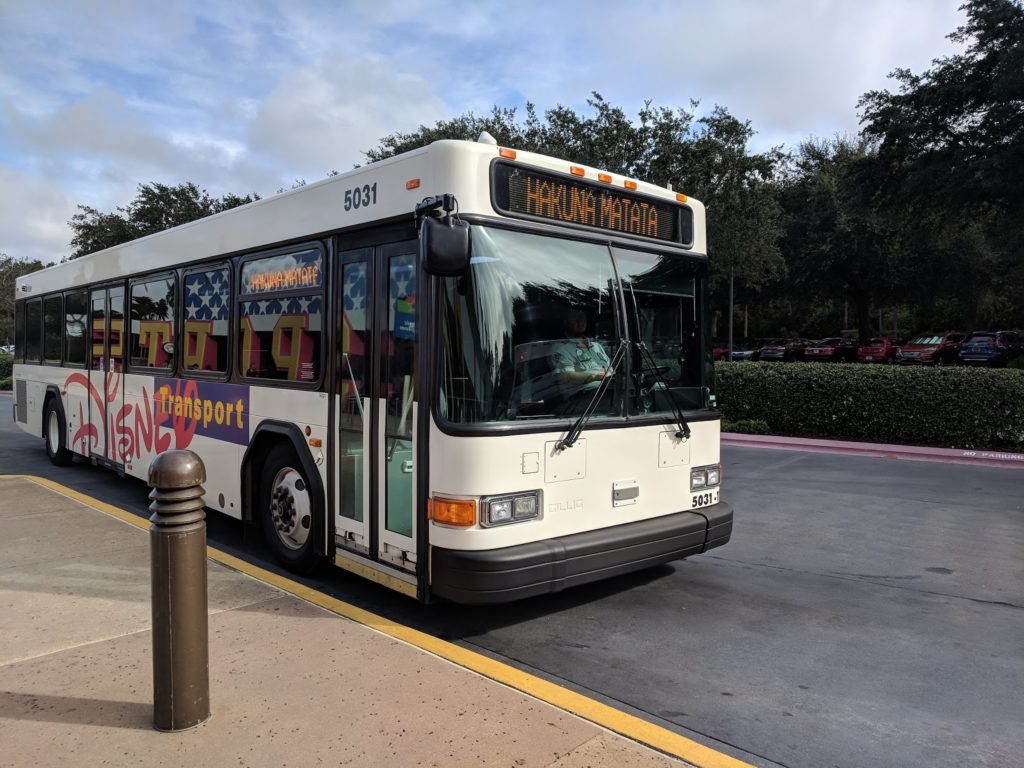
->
[2,473,753,768]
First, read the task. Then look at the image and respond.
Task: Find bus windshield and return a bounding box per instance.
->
[438,226,708,425]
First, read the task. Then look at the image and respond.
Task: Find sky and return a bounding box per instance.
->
[0,0,965,264]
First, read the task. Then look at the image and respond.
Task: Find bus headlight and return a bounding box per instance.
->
[691,464,722,490]
[481,491,542,527]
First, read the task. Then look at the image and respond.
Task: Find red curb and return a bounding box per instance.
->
[721,433,1024,469]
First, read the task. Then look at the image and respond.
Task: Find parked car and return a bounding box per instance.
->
[730,345,758,361]
[712,341,729,361]
[756,338,806,362]
[956,331,1024,367]
[857,337,898,364]
[803,337,859,362]
[895,331,965,365]
[0,345,13,355]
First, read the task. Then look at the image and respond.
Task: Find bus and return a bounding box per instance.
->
[11,135,732,603]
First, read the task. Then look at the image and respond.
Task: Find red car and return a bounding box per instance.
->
[858,337,898,364]
[895,332,965,365]
[803,337,858,362]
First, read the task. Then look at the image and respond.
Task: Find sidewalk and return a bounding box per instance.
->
[0,476,726,768]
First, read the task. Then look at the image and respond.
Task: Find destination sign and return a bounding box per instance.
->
[241,249,323,295]
[493,163,691,244]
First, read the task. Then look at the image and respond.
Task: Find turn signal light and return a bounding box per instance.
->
[406,178,421,190]
[429,497,476,527]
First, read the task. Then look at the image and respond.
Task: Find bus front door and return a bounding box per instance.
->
[334,241,419,582]
[88,284,125,467]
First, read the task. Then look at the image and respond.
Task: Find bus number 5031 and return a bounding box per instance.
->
[693,491,718,509]
[344,183,377,211]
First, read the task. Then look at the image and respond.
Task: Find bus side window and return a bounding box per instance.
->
[183,266,229,374]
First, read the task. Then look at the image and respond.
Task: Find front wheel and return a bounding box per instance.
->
[44,400,73,466]
[259,443,320,574]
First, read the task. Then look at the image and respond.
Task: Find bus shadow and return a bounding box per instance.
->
[333,562,682,641]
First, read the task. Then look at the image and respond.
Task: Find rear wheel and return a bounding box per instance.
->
[44,400,73,466]
[259,443,320,574]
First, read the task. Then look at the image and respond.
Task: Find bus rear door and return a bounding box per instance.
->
[88,284,125,468]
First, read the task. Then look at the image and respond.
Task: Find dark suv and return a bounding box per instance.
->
[896,332,965,365]
[956,331,1024,367]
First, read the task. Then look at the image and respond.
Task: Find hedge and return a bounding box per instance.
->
[715,361,1024,450]
[0,353,11,380]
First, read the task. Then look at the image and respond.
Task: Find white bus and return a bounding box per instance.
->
[12,136,731,603]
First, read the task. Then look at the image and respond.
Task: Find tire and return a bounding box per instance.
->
[44,399,73,466]
[258,442,321,574]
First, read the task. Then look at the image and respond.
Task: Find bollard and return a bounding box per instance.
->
[149,449,211,731]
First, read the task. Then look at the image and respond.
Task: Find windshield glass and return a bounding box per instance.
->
[438,227,618,423]
[614,247,706,412]
[437,227,708,425]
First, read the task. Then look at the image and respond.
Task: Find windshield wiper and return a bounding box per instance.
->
[555,340,627,452]
[635,341,691,440]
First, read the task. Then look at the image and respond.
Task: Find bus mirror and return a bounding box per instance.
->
[163,342,175,356]
[420,216,470,276]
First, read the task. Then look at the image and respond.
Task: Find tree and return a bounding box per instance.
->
[0,253,46,345]
[859,0,1024,328]
[780,137,904,339]
[68,182,260,259]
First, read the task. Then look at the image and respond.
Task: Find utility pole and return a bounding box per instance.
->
[727,264,734,361]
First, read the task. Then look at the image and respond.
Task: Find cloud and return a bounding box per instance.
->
[248,54,450,172]
[560,0,964,145]
[0,0,973,262]
[0,167,79,263]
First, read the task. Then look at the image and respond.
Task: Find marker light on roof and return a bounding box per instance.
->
[598,173,612,183]
[499,148,517,160]
[570,166,585,176]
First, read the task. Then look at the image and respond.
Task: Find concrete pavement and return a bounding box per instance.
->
[0,475,732,768]
[721,432,1024,468]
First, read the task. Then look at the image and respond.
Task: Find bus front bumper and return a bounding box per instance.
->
[430,502,732,604]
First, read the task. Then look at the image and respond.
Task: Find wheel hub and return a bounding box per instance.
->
[269,468,312,550]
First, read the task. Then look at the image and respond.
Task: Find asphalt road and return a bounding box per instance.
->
[2,391,1021,768]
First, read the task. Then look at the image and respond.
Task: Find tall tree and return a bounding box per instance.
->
[69,182,260,259]
[781,137,902,339]
[859,0,1024,328]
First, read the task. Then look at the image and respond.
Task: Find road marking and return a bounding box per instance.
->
[3,473,753,768]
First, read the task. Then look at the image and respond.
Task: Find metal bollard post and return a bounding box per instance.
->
[148,449,211,731]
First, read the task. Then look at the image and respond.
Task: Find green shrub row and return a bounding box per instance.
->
[0,353,11,380]
[715,361,1024,450]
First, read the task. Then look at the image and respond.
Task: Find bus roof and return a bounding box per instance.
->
[16,139,706,297]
